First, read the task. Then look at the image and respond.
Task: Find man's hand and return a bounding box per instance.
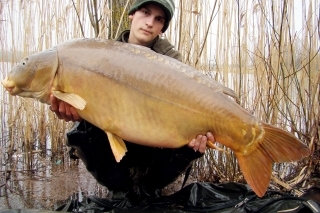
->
[188,132,215,153]
[50,95,82,122]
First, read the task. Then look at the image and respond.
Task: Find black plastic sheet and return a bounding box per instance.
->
[1,182,320,213]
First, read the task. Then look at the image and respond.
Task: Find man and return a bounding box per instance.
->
[50,0,215,204]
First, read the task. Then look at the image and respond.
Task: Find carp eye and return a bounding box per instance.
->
[21,57,28,65]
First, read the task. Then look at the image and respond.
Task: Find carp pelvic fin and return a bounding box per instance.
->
[106,132,128,162]
[235,122,310,198]
[52,91,87,110]
[207,140,229,153]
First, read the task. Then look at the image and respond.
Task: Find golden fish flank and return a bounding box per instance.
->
[1,38,310,198]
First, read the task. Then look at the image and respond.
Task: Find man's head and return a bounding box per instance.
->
[129,0,175,33]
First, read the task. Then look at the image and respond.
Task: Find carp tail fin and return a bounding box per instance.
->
[235,122,310,198]
[235,147,273,198]
[52,90,87,110]
[260,122,310,162]
[106,132,127,162]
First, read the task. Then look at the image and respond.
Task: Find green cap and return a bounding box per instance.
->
[128,0,175,33]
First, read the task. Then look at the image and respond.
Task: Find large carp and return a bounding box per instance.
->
[2,39,310,197]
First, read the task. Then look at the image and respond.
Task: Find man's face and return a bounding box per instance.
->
[128,3,166,46]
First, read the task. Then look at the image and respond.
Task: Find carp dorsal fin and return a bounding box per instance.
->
[106,132,128,162]
[52,91,86,110]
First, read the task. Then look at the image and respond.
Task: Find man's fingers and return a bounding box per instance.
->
[60,101,73,122]
[188,139,195,148]
[70,106,81,121]
[49,95,82,122]
[50,95,58,112]
[206,132,215,142]
[198,135,207,153]
[196,132,215,153]
[49,95,64,119]
[193,135,202,151]
[188,132,215,153]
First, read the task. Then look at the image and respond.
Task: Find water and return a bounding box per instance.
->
[0,160,108,211]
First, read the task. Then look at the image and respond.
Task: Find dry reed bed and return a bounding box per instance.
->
[0,0,319,195]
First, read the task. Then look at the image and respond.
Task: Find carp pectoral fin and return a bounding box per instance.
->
[106,132,128,162]
[235,122,310,198]
[52,91,86,110]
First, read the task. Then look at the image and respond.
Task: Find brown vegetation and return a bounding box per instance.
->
[0,0,319,209]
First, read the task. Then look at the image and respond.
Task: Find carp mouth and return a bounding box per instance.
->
[1,77,47,101]
[1,77,18,95]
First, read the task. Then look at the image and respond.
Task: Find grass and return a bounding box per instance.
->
[0,0,319,200]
